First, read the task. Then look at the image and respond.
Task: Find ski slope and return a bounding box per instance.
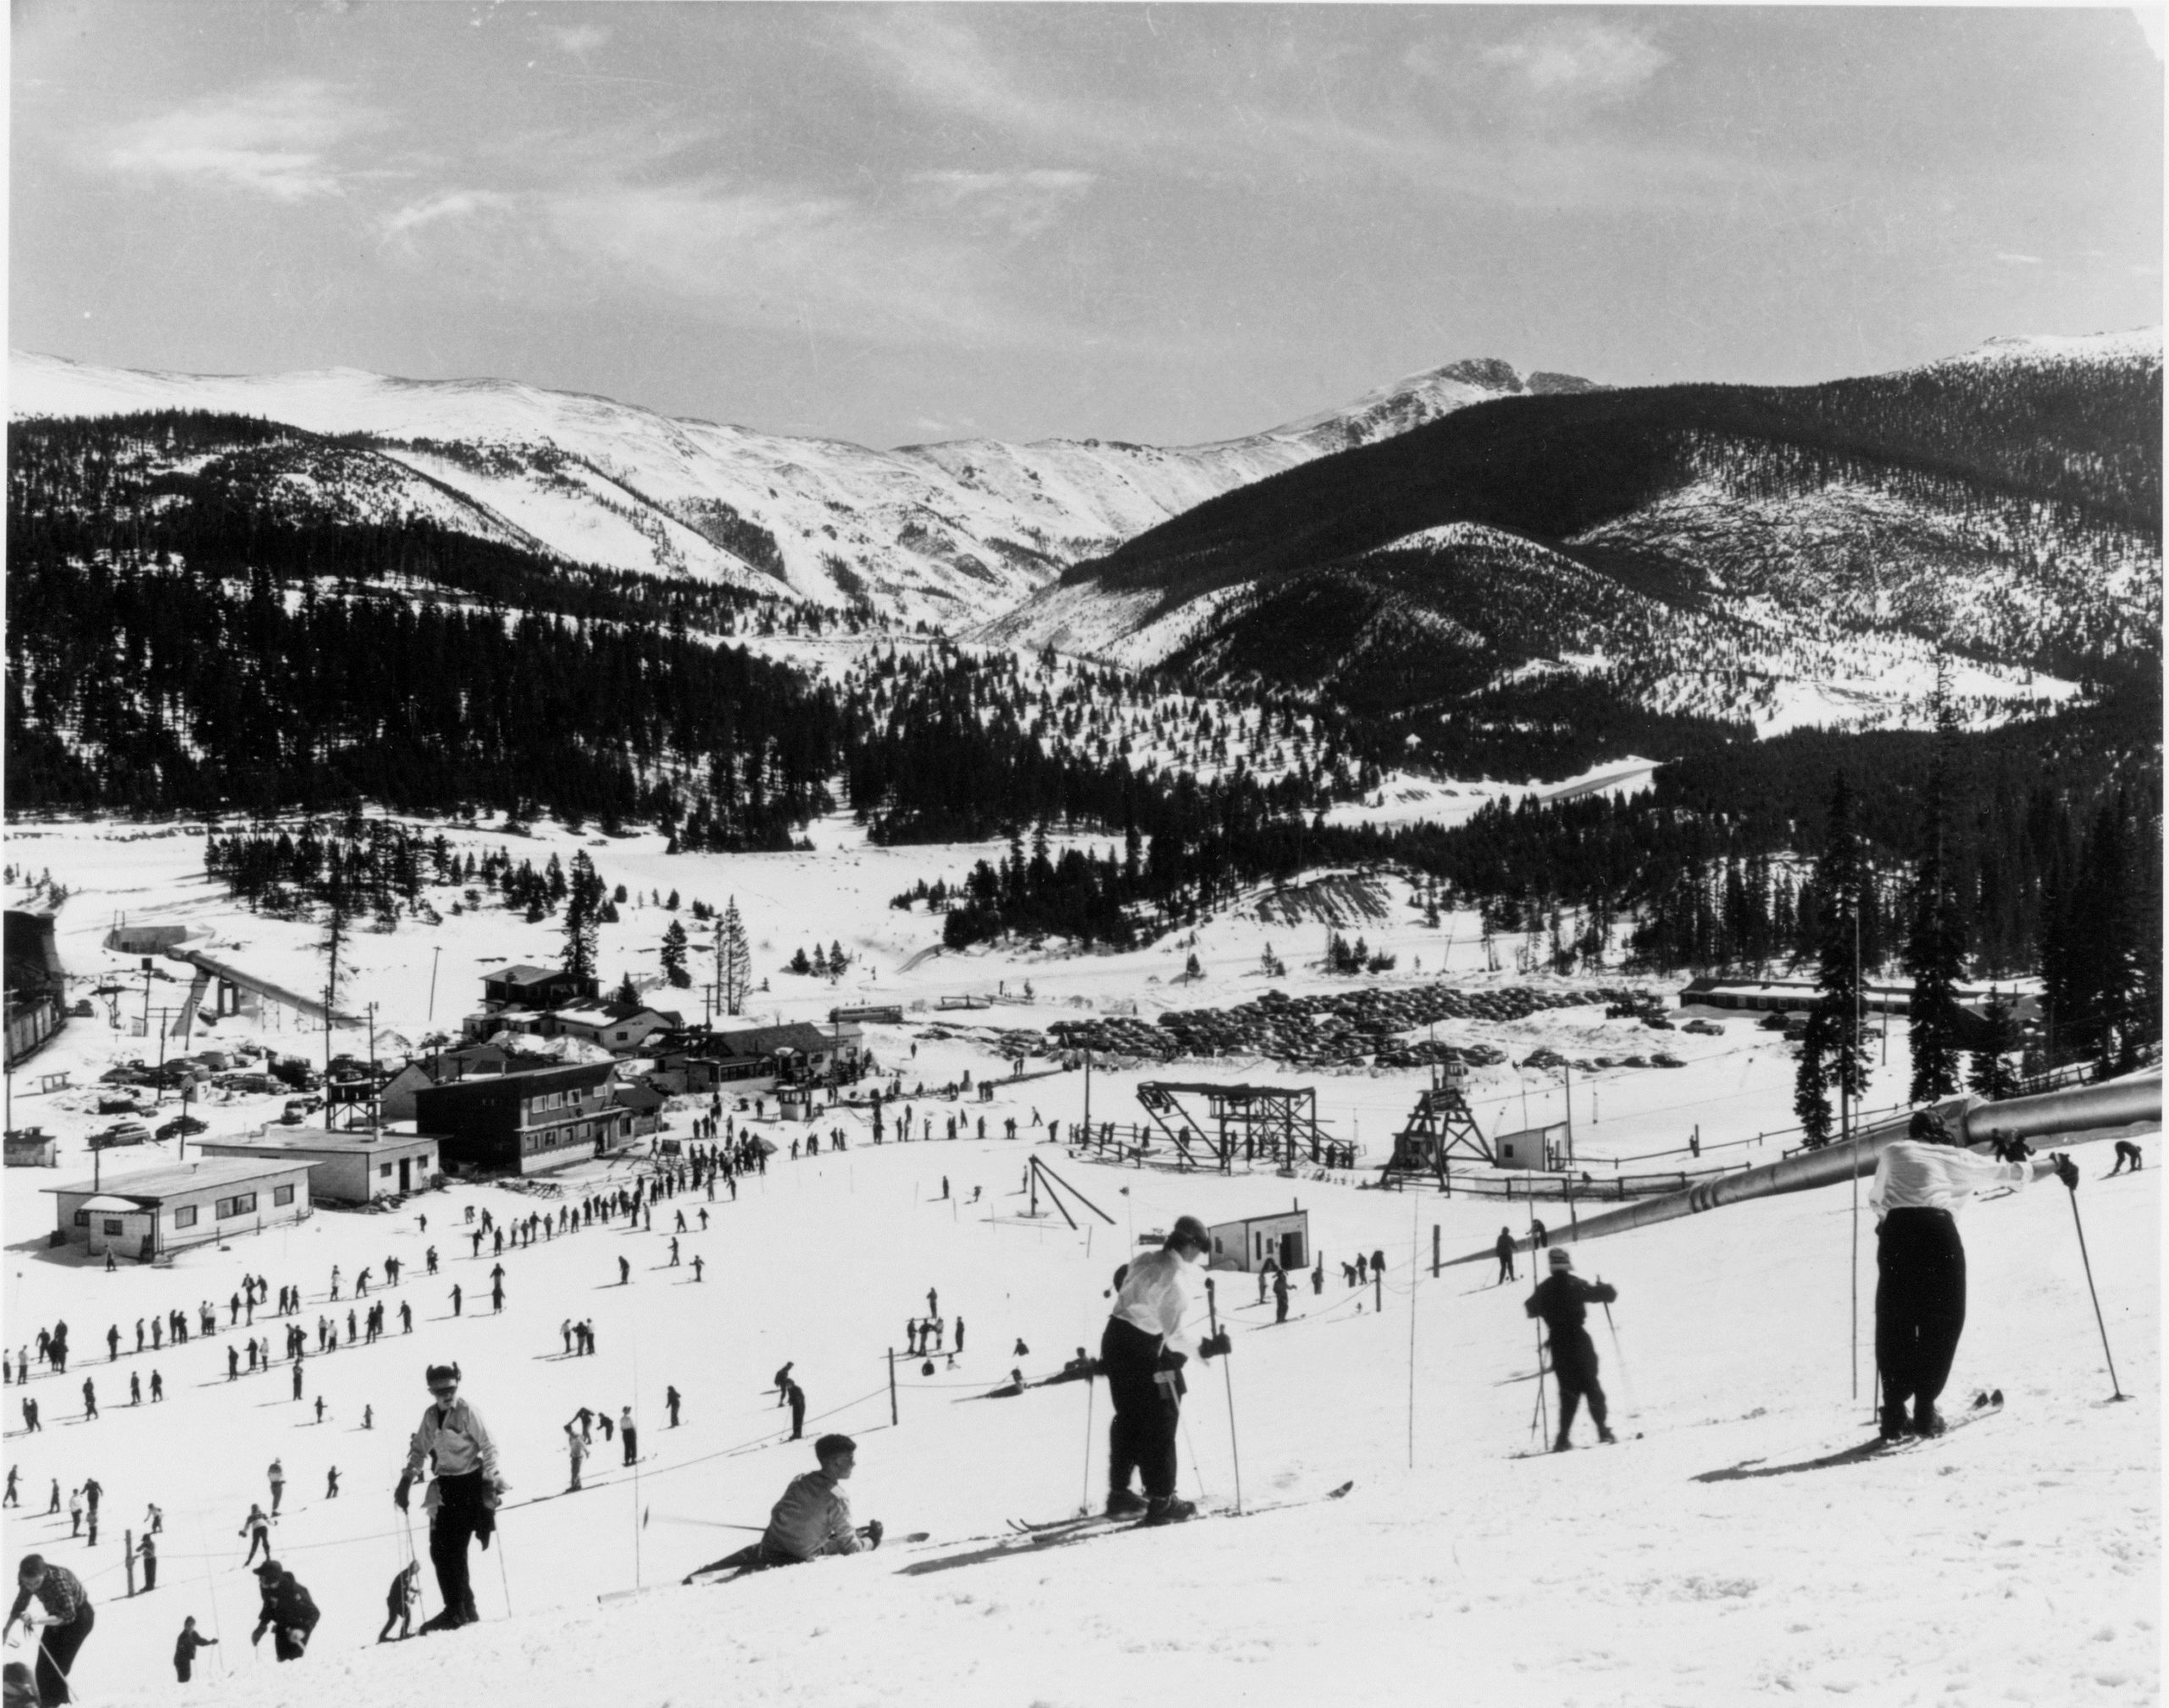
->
[0,819,2156,1706]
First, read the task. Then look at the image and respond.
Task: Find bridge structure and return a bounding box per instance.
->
[1134,1081,1334,1174]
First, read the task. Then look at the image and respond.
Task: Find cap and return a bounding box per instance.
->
[424,1362,460,1388]
[1548,1248,1573,1270]
[254,1559,282,1578]
[1167,1215,1209,1254]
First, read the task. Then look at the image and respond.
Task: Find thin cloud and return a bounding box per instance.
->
[545,24,612,58]
[1996,252,2046,265]
[103,78,376,202]
[1473,20,1670,102]
[911,168,1095,236]
[380,189,516,246]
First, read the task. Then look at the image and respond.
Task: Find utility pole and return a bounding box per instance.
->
[1562,1058,1574,1167]
[427,946,441,1025]
[367,1002,380,1138]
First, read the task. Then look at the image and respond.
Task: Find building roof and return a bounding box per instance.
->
[1207,1210,1310,1234]
[711,1022,842,1058]
[200,1128,438,1157]
[414,1059,617,1100]
[486,964,563,986]
[44,1156,311,1200]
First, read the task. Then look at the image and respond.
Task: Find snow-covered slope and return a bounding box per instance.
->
[1,808,2156,1706]
[8,351,1573,629]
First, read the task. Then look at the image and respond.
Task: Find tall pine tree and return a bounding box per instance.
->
[1906,667,1967,1103]
[718,898,752,1018]
[1795,774,1872,1144]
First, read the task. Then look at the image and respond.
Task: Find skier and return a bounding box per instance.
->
[144,1502,162,1533]
[666,1385,682,1428]
[1525,1248,1618,1451]
[1869,1110,2077,1439]
[174,1613,218,1680]
[1100,1215,1225,1523]
[2109,1139,2144,1175]
[150,1369,164,1401]
[564,1425,586,1492]
[1,1471,13,1509]
[240,1505,272,1566]
[325,1467,340,1500]
[691,1255,706,1284]
[379,1561,419,1642]
[619,1256,630,1286]
[80,1378,96,1422]
[757,1434,882,1565]
[249,1560,320,1661]
[395,1363,504,1633]
[621,1406,639,1466]
[135,1532,156,1590]
[7,1556,93,1705]
[1273,1265,1290,1325]
[785,1380,807,1441]
[774,1361,794,1407]
[68,1489,82,1538]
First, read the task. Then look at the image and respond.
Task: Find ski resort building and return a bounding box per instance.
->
[195,1128,441,1205]
[45,1156,313,1259]
[646,1022,864,1093]
[540,1002,684,1056]
[1206,1209,1310,1273]
[413,1060,634,1175]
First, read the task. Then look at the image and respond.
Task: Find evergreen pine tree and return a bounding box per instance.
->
[1906,668,1967,1103]
[1796,774,1872,1145]
[718,898,752,1017]
[661,919,691,989]
[561,851,606,989]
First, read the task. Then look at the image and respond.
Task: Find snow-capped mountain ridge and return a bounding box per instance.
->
[8,347,1568,627]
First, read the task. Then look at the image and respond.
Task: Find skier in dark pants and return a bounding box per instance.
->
[1099,1215,1225,1524]
[174,1613,217,1680]
[1870,1110,2075,1439]
[396,1363,504,1631]
[250,1561,319,1661]
[1273,1266,1290,1324]
[786,1381,807,1440]
[1495,1228,1517,1284]
[2109,1140,2144,1175]
[5,1556,93,1705]
[1525,1248,1617,1451]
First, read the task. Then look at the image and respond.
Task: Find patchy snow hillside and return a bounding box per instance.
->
[986,328,2159,738]
[8,350,1567,631]
[1,817,2158,1706]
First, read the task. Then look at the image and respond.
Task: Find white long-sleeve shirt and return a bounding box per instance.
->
[1868,1141,2033,1222]
[402,1396,502,1483]
[1111,1248,1202,1351]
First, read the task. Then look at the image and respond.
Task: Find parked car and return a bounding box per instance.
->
[91,1121,152,1150]
[96,1091,145,1116]
[1683,1018,1725,1036]
[156,1115,208,1141]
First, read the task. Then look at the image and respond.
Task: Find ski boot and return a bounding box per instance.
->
[1551,1434,1573,1453]
[1104,1488,1148,1518]
[1597,1427,1617,1445]
[1140,1496,1196,1526]
[1878,1404,1910,1443]
[1911,1405,1945,1438]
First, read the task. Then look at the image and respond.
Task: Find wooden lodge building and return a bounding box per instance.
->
[413,1059,635,1176]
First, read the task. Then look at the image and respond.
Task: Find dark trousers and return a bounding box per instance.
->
[429,1472,491,1619]
[142,1556,156,1591]
[1497,1254,1515,1283]
[1877,1208,1966,1418]
[36,1606,92,1704]
[176,1658,192,1682]
[623,1428,638,1466]
[1101,1316,1179,1501]
[1550,1328,1608,1440]
[244,1529,269,1567]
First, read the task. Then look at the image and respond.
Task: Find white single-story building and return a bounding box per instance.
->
[196,1128,441,1204]
[45,1156,313,1259]
[1207,1209,1310,1274]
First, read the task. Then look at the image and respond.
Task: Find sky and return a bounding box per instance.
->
[9,3,2163,450]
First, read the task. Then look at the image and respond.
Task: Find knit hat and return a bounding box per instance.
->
[1548,1248,1573,1270]
[254,1559,282,1578]
[1168,1216,1210,1254]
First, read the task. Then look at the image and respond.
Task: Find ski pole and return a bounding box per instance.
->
[1530,1323,1549,1446]
[1599,1283,1636,1417]
[1079,1368,1096,1519]
[1205,1278,1241,1513]
[2061,1165,2127,1401]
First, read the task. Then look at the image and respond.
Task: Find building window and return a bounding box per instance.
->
[72,1209,89,1228]
[274,1185,295,1207]
[380,1162,393,1178]
[102,1219,124,1237]
[174,1206,197,1230]
[215,1192,258,1219]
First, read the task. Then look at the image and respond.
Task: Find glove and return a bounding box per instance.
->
[2053,1152,2080,1190]
[392,1478,411,1512]
[863,1519,884,1550]
[1199,1332,1232,1361]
